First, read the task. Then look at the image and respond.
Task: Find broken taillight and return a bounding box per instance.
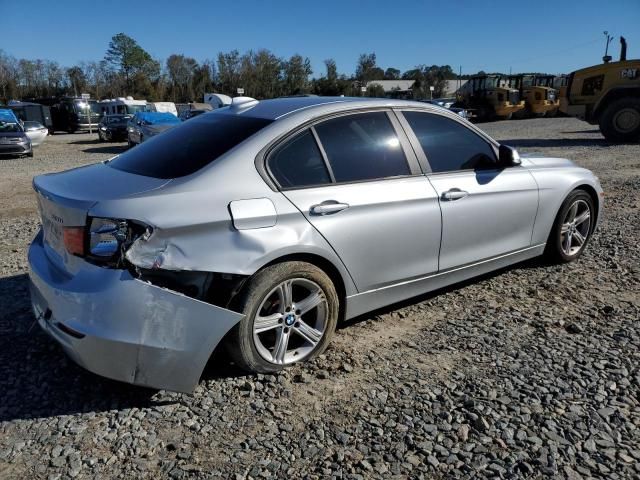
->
[63,227,85,256]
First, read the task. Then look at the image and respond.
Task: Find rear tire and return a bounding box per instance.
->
[545,190,595,263]
[227,261,339,374]
[598,97,640,142]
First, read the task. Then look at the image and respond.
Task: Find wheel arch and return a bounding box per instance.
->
[594,87,640,118]
[573,183,600,227]
[253,252,349,322]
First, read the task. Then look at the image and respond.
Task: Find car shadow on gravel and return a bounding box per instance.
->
[339,256,547,329]
[82,145,128,155]
[560,129,601,134]
[69,140,103,145]
[68,139,128,155]
[0,274,177,422]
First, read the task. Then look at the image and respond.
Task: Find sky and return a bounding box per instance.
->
[2,0,639,77]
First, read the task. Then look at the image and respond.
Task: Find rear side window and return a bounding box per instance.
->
[268,130,331,188]
[403,111,497,172]
[314,112,410,183]
[108,113,273,178]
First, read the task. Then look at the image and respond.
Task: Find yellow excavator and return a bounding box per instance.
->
[560,37,640,141]
[454,74,525,121]
[505,74,560,118]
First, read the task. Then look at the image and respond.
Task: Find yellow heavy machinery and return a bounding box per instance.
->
[560,37,640,141]
[454,74,525,120]
[506,74,560,118]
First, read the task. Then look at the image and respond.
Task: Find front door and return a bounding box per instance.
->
[428,169,538,269]
[399,109,539,270]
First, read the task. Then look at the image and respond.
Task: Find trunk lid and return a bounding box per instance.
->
[34,162,171,273]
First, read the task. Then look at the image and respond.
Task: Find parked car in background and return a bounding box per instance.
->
[420,100,471,120]
[432,97,457,108]
[179,102,213,121]
[28,96,603,392]
[127,111,181,147]
[98,115,130,142]
[23,121,48,146]
[0,109,32,157]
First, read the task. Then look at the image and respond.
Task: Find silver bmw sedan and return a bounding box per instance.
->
[28,96,603,392]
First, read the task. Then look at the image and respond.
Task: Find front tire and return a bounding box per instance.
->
[227,261,339,373]
[545,190,595,263]
[598,97,640,142]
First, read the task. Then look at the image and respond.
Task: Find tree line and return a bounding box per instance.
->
[0,33,459,104]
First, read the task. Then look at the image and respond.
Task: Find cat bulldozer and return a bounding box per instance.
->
[560,37,640,141]
[506,75,560,118]
[454,74,525,121]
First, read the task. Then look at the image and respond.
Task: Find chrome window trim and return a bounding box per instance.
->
[257,107,423,192]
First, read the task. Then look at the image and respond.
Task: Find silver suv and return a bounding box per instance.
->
[29,96,602,392]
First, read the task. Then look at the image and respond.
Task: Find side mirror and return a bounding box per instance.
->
[498,144,521,167]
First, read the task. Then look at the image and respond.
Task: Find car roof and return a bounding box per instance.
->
[225,96,442,121]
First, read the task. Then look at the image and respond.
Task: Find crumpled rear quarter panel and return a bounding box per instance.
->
[29,231,244,393]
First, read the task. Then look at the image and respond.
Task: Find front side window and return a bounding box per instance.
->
[314,112,410,183]
[403,111,497,173]
[268,130,331,188]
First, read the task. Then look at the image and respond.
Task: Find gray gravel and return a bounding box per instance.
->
[0,119,638,479]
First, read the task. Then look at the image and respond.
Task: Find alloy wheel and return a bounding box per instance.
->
[253,278,327,365]
[560,199,591,256]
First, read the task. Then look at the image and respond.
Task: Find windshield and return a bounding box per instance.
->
[23,121,43,129]
[484,77,499,89]
[74,101,101,114]
[0,121,23,133]
[127,105,147,114]
[106,115,127,124]
[108,113,273,179]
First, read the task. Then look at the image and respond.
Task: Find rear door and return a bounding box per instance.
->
[271,110,442,292]
[398,109,538,271]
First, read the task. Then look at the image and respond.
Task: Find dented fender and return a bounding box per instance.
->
[91,188,358,296]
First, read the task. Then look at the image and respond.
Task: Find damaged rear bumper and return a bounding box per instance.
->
[27,230,244,393]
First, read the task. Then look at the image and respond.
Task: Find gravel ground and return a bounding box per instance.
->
[0,118,638,479]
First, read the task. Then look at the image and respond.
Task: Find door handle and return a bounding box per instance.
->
[310,201,350,215]
[441,188,469,201]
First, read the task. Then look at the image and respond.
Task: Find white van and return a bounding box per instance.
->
[147,102,178,116]
[98,97,147,116]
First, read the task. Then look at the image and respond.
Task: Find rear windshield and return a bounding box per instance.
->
[108,113,273,179]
